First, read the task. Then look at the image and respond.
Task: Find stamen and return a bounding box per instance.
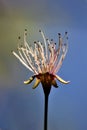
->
[12,51,34,72]
[20,47,38,74]
[39,30,48,60]
[53,43,68,73]
[46,39,50,45]
[25,29,27,35]
[56,33,62,58]
[13,29,68,75]
[18,49,27,64]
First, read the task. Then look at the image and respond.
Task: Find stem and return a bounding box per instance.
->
[43,87,51,130]
[44,92,49,130]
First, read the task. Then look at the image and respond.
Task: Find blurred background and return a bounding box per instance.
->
[0,0,87,130]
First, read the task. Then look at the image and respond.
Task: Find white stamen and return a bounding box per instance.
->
[39,30,48,60]
[12,51,34,72]
[13,30,68,76]
[20,47,38,74]
[53,43,68,73]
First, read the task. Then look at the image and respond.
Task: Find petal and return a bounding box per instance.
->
[32,78,40,89]
[51,79,58,88]
[55,75,70,84]
[24,76,35,84]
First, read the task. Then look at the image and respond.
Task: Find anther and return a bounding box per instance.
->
[34,41,36,44]
[51,39,53,41]
[65,31,68,34]
[58,33,61,38]
[58,33,61,36]
[25,29,27,31]
[18,36,21,39]
[39,30,41,32]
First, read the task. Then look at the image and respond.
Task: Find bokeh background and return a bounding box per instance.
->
[0,0,87,130]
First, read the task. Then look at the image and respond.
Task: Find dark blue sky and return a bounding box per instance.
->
[0,0,87,130]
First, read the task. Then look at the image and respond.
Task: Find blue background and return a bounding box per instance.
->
[0,0,87,130]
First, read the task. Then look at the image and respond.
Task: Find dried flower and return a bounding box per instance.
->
[12,29,70,89]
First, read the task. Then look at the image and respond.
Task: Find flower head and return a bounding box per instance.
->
[12,29,70,89]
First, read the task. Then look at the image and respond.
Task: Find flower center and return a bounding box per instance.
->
[36,72,54,87]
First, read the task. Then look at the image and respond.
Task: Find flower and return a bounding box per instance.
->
[12,29,70,89]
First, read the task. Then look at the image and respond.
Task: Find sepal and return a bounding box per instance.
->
[24,76,35,84]
[55,75,70,84]
[51,79,58,88]
[32,78,40,89]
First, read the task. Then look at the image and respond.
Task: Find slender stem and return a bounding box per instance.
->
[44,92,49,130]
[43,86,51,130]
